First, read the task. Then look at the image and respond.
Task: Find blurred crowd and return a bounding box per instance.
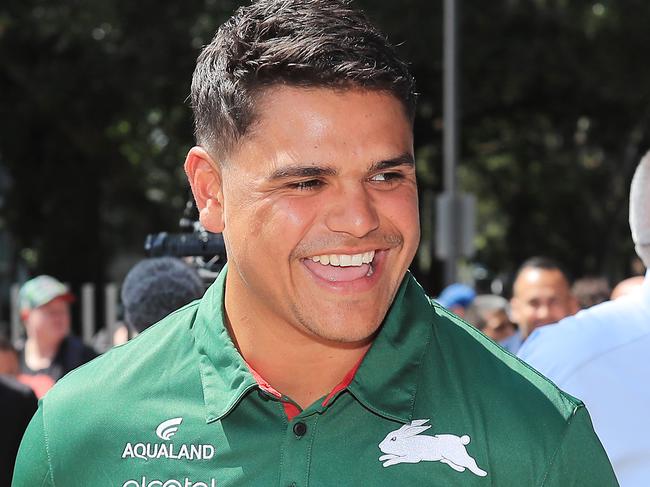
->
[436,257,644,355]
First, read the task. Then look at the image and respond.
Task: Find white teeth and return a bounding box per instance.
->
[362,250,375,264]
[308,250,376,267]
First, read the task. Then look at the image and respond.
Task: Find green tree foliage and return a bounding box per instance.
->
[0,0,648,297]
[459,0,650,284]
[0,0,237,285]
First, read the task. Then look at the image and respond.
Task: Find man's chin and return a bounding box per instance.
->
[295,308,385,345]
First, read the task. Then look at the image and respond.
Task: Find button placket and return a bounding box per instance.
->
[278,414,319,487]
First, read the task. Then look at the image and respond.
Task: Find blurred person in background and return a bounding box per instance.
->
[121,257,205,335]
[465,295,520,353]
[0,337,37,487]
[610,275,644,300]
[509,256,579,352]
[91,257,206,352]
[434,283,476,318]
[519,151,650,486]
[15,275,97,398]
[572,276,611,309]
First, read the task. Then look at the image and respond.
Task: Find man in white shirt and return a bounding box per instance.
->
[518,151,650,486]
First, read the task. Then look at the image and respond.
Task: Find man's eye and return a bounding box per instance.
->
[370,172,403,183]
[290,179,323,190]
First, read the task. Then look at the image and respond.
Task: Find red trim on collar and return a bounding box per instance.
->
[321,358,363,407]
[246,357,363,421]
[246,363,282,399]
[282,402,301,421]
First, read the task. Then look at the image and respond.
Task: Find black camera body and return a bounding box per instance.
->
[145,231,225,260]
[144,200,227,283]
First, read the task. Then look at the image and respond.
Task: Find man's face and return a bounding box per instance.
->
[24,297,71,345]
[480,309,514,341]
[197,86,419,344]
[510,268,578,339]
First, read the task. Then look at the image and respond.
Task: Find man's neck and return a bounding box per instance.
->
[24,336,60,371]
[224,290,372,410]
[239,330,370,409]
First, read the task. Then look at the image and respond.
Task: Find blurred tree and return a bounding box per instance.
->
[459,0,650,288]
[0,0,648,304]
[0,0,237,288]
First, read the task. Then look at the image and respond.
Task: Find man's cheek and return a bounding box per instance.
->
[274,198,318,229]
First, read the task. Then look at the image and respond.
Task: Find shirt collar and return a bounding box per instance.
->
[192,266,258,423]
[192,265,432,425]
[347,273,433,424]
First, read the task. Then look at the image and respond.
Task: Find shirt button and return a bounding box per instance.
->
[293,421,307,437]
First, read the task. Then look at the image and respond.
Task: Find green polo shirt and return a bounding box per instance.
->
[13,268,617,486]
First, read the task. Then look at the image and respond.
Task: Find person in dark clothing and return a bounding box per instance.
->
[16,275,97,398]
[1,374,38,486]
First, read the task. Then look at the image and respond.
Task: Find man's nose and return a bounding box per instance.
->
[535,305,551,323]
[325,184,380,238]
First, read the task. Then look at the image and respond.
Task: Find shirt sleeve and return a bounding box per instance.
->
[541,405,619,486]
[12,405,54,487]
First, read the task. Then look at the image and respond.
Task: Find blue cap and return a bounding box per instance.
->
[436,283,476,309]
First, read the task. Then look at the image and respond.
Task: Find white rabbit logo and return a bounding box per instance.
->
[378,419,487,477]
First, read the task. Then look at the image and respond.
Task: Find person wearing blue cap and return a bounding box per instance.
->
[435,283,476,319]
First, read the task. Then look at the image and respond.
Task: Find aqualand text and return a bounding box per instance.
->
[121,442,215,461]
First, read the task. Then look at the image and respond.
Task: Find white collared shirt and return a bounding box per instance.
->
[519,271,650,487]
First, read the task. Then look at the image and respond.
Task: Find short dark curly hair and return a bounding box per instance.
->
[191,0,417,159]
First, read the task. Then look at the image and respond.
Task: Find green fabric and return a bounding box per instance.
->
[12,267,618,486]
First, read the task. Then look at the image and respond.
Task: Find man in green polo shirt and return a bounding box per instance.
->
[13,1,618,485]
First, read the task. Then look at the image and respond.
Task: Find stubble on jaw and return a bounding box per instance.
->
[286,270,407,347]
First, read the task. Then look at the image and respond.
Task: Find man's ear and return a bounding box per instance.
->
[184,146,225,233]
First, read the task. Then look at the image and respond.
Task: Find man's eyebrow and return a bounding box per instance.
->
[268,165,338,180]
[267,153,414,180]
[369,153,415,172]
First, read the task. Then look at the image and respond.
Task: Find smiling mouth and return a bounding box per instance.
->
[303,250,377,282]
[309,250,375,267]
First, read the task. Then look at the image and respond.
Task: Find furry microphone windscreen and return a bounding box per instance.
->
[121,257,205,333]
[629,151,650,268]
